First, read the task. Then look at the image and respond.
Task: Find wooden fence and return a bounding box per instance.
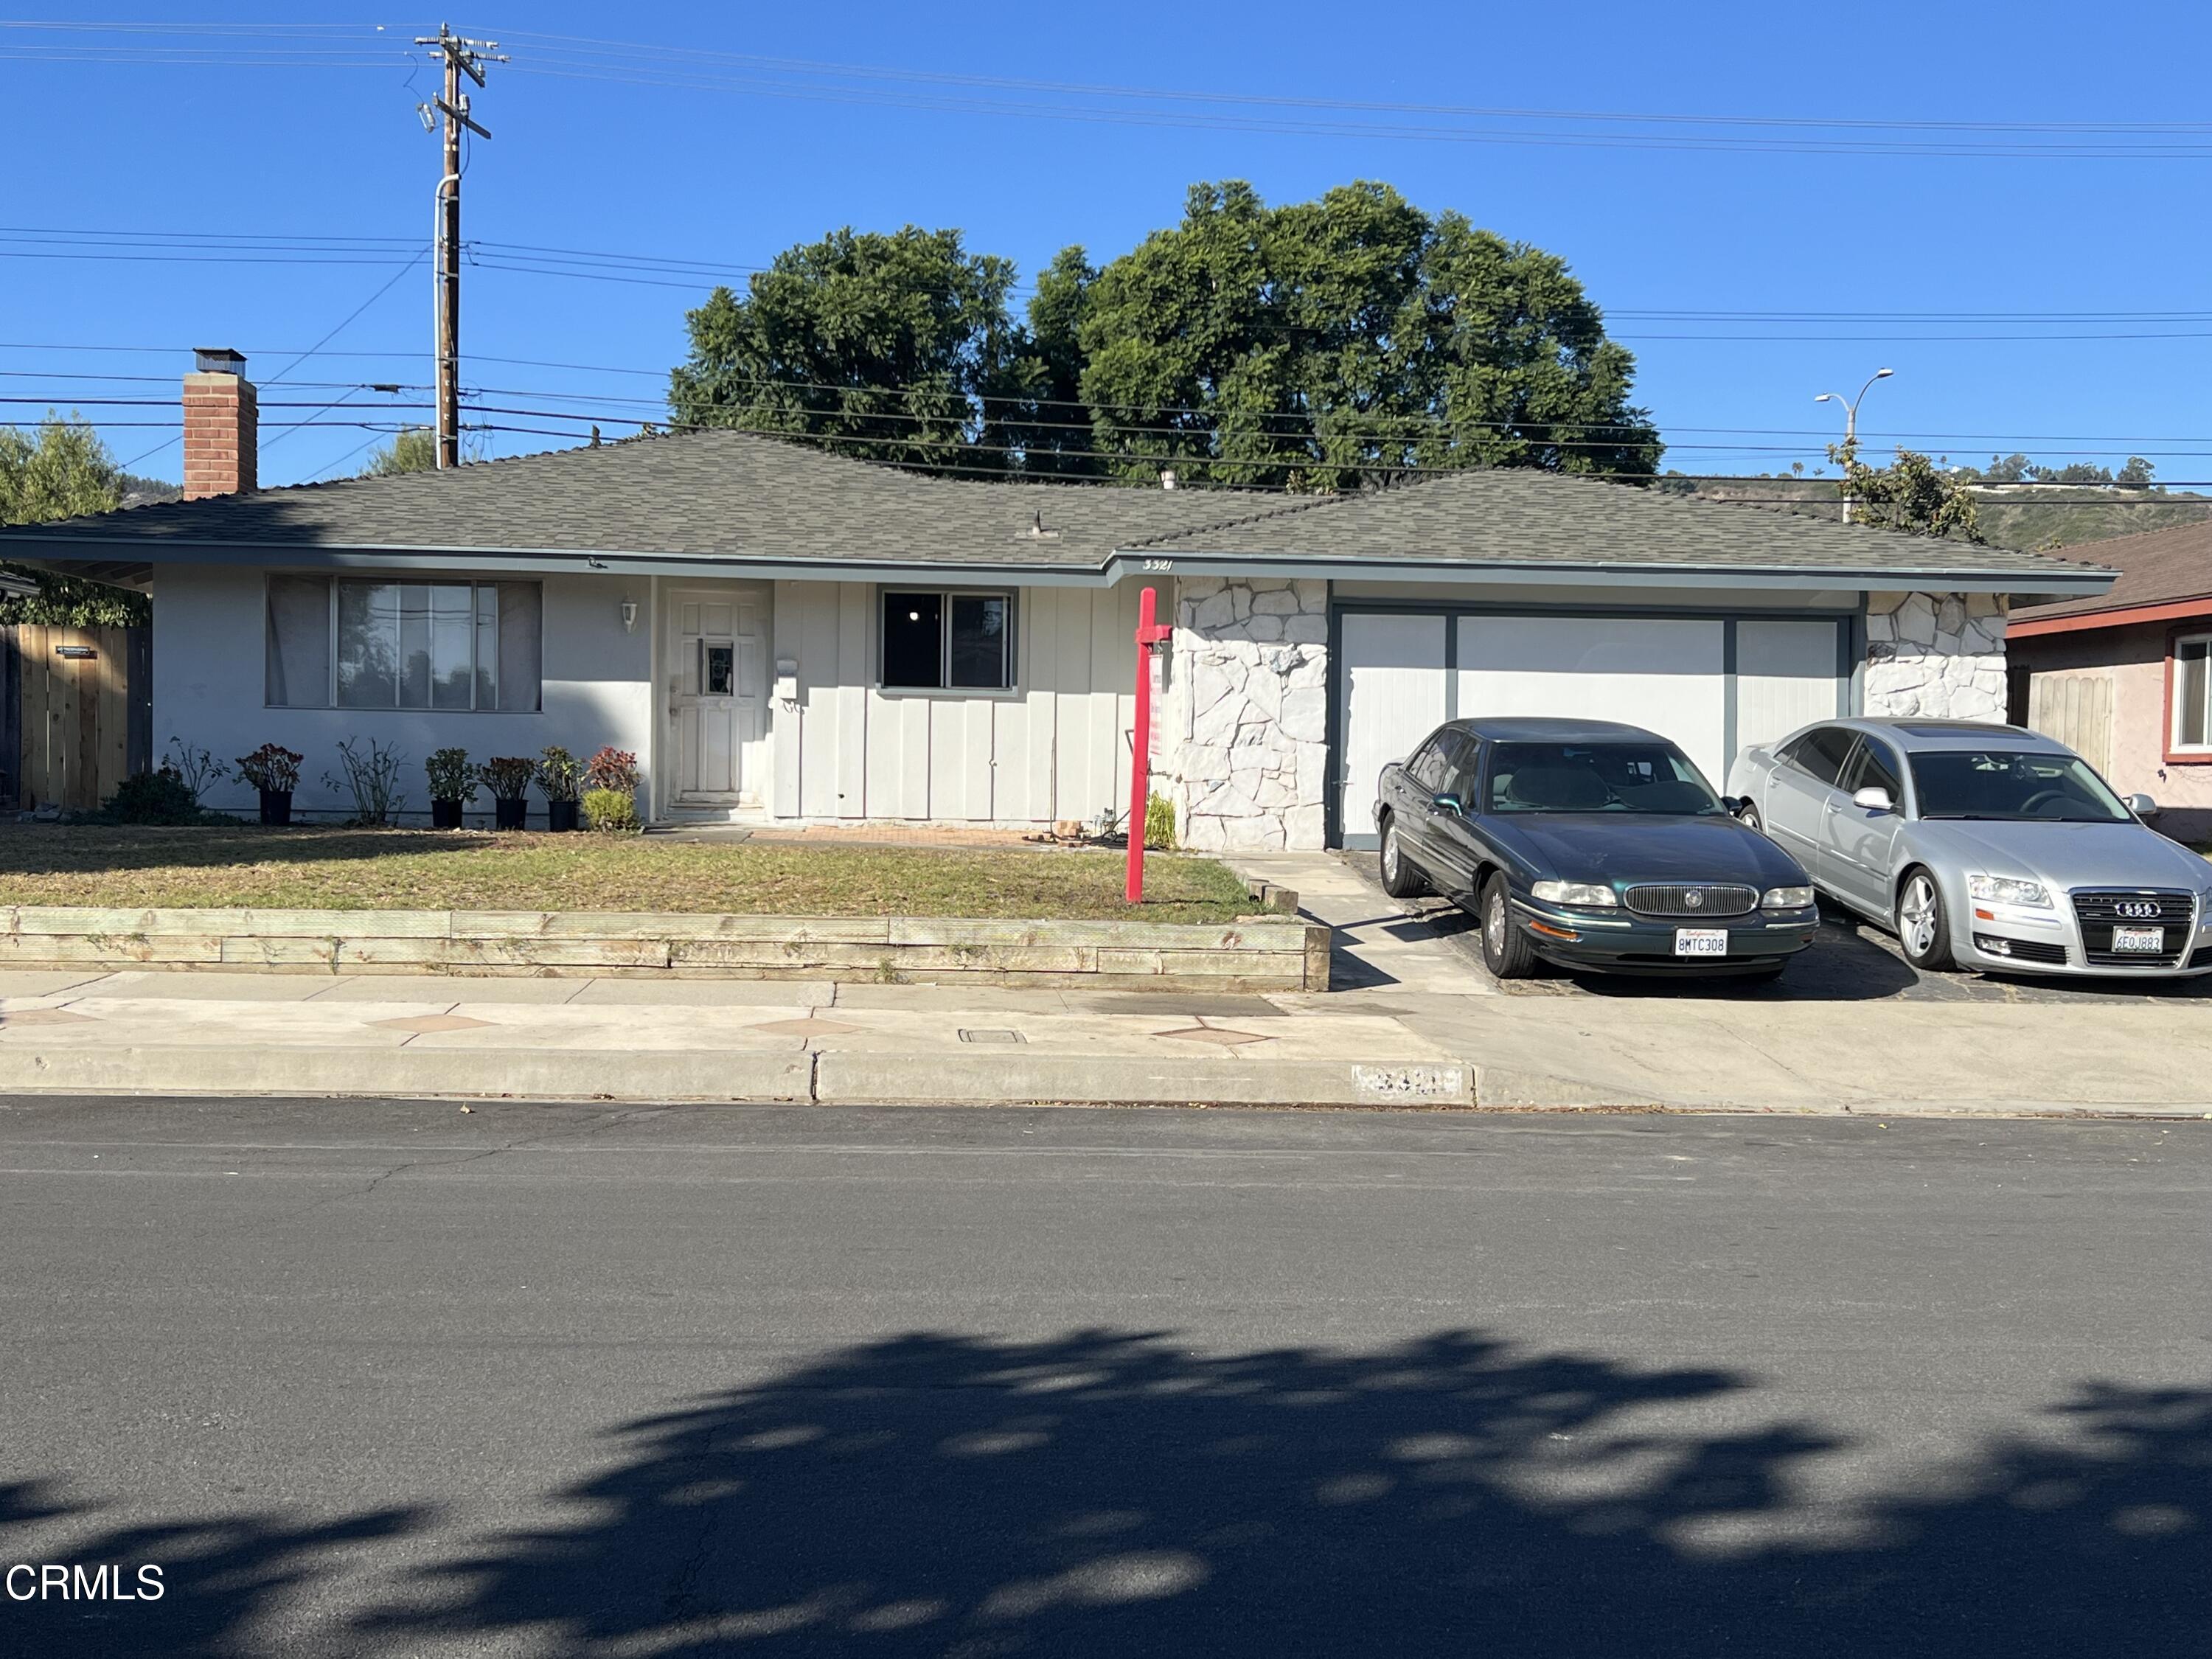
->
[1,624,152,813]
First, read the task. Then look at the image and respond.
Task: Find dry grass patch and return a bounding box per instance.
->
[0,826,1258,924]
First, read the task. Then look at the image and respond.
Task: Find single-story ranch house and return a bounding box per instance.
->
[2008,518,2212,844]
[0,352,2113,849]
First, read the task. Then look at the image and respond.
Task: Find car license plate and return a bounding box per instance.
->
[2112,925,2166,953]
[1674,928,1728,957]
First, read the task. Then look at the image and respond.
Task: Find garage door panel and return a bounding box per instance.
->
[1336,613,1449,846]
[1455,616,1729,785]
[1737,619,1844,755]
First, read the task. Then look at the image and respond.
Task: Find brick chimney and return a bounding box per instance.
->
[183,347,257,498]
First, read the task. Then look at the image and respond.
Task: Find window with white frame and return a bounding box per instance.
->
[2174,632,2212,751]
[265,576,543,710]
[880,589,1013,690]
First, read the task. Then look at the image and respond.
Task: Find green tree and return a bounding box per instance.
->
[363,425,437,476]
[998,246,1102,479]
[0,415,147,626]
[669,226,1029,473]
[1832,441,1983,542]
[1070,180,1660,490]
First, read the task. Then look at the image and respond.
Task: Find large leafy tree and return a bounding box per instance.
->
[363,425,437,476]
[669,226,1031,473]
[1070,181,1661,490]
[0,415,147,625]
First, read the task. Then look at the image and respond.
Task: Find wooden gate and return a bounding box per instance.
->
[1,624,152,812]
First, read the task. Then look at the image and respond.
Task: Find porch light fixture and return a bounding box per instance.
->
[620,600,638,633]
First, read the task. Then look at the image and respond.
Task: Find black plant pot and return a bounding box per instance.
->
[493,796,529,831]
[258,788,292,827]
[430,798,465,830]
[547,799,581,833]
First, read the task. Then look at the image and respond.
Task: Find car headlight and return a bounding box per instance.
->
[1530,880,1618,908]
[1761,886,1815,910]
[1967,874,2052,908]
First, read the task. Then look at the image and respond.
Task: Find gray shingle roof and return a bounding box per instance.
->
[0,428,1310,570]
[1130,467,2111,582]
[0,426,2112,590]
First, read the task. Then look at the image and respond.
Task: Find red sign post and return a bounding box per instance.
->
[1124,585,1175,904]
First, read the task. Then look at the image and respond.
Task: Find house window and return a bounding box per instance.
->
[880,589,1012,690]
[266,576,543,710]
[2174,633,2212,751]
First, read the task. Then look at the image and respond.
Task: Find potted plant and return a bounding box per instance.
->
[481,756,536,831]
[537,744,583,832]
[235,742,302,826]
[425,746,476,830]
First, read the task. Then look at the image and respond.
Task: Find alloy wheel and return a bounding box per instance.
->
[1381,826,1400,883]
[1486,888,1506,956]
[1899,874,1939,958]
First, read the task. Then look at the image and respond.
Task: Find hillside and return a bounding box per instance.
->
[1655,476,2212,552]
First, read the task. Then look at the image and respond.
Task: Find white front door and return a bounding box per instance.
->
[668,588,767,805]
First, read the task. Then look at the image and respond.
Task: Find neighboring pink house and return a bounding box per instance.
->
[2009,519,2212,844]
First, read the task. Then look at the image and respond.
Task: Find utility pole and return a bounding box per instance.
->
[414,24,505,470]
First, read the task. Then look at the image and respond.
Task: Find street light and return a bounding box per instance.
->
[1815,368,1893,524]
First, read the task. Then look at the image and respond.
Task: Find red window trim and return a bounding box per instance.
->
[2163,624,2212,765]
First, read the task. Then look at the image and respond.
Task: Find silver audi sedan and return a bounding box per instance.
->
[1725,717,2212,978]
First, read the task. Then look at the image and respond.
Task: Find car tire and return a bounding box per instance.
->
[1735,801,1764,833]
[1479,872,1540,980]
[1894,866,1956,971]
[1378,815,1429,899]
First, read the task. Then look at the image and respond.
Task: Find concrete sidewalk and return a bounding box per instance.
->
[0,969,1470,1109]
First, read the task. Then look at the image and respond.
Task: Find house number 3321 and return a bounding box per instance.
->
[1141,559,1173,571]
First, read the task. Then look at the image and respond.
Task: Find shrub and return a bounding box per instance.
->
[323,737,406,827]
[581,786,641,834]
[164,737,228,804]
[425,746,477,802]
[535,744,582,802]
[1144,790,1178,851]
[234,742,303,793]
[585,745,639,793]
[480,756,536,801]
[102,767,204,825]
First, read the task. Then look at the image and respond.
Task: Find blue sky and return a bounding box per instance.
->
[7,4,2211,495]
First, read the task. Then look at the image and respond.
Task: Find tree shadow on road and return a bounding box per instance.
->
[363,1329,2203,1658]
[7,1331,2205,1657]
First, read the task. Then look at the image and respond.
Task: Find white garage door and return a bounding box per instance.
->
[1335,613,1448,841]
[1455,616,1728,783]
[1335,611,1845,846]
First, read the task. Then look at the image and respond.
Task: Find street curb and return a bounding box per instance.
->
[0,1046,1472,1110]
[1470,1064,2212,1121]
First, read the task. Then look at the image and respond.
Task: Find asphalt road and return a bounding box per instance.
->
[1,1096,2205,1658]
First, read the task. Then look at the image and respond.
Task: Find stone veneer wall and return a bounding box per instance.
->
[1159,576,1331,852]
[1863,591,2008,721]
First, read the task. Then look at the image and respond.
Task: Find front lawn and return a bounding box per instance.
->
[0,827,1257,923]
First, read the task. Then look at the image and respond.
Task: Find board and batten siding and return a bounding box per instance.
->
[770,580,1141,824]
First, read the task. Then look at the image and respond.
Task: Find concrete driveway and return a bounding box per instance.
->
[1338,851,2212,1006]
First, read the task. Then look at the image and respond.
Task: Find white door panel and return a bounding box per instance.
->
[669,588,768,805]
[1455,616,1729,785]
[1337,613,1449,841]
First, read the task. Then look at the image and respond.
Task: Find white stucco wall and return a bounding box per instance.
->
[769,578,1141,826]
[1863,591,2008,721]
[1158,576,1331,852]
[152,563,656,823]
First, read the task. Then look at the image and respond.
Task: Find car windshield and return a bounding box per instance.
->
[1486,742,1725,815]
[1909,750,2131,822]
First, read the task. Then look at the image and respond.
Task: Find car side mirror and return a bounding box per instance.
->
[1851,785,1894,813]
[2124,792,2157,815]
[1431,793,1463,815]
